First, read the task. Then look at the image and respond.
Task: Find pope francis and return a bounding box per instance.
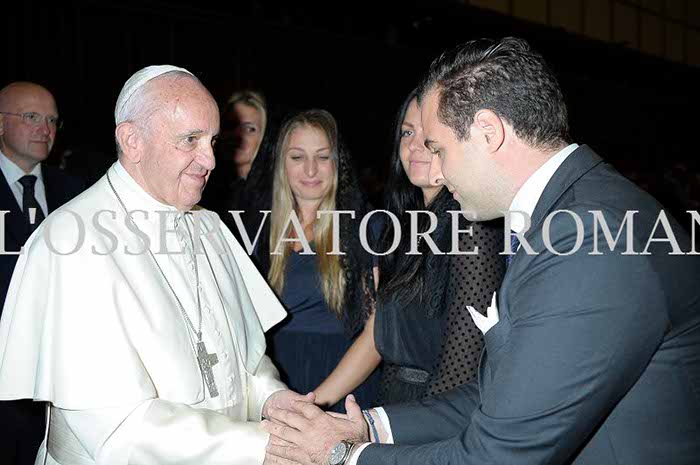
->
[0,65,310,465]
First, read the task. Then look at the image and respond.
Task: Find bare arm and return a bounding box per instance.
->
[313,266,382,407]
[313,311,382,407]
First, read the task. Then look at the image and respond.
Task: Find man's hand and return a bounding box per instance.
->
[263,394,369,465]
[263,435,302,465]
[263,390,315,419]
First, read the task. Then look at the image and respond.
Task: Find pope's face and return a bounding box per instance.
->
[138,79,219,211]
[422,88,504,220]
[284,125,335,204]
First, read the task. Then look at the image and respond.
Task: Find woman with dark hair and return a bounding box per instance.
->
[313,90,506,406]
[255,109,380,412]
[201,90,275,242]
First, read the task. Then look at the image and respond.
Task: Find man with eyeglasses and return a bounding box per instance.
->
[0,81,84,465]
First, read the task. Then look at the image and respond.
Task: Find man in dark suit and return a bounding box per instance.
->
[262,38,700,465]
[0,81,84,465]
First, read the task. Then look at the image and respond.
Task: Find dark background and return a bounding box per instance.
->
[3,0,699,218]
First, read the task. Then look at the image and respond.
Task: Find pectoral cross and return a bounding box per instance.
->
[197,340,219,398]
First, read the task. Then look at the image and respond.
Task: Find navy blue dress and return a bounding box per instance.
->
[267,249,380,412]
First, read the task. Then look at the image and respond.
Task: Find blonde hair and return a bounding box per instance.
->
[225,89,268,139]
[268,109,346,316]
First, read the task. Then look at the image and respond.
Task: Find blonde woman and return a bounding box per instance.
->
[224,90,267,180]
[256,109,380,412]
[201,90,274,242]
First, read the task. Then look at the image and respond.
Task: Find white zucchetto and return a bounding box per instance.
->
[114,64,193,124]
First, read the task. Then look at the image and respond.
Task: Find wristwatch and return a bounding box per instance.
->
[328,440,355,465]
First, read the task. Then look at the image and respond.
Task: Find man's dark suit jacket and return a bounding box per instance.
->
[0,163,85,465]
[360,145,700,465]
[0,164,85,311]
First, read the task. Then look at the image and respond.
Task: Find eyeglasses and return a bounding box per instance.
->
[0,111,63,130]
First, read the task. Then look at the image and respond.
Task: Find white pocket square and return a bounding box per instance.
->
[467,291,499,335]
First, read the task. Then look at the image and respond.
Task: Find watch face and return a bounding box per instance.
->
[329,441,349,465]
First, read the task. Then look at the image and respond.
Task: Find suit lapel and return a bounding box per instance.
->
[482,146,605,384]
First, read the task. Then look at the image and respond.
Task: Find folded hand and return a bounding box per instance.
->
[263,390,316,419]
[263,394,369,465]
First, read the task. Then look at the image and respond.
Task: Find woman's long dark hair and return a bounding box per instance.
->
[378,89,454,305]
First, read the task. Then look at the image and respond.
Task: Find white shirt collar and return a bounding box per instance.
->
[113,159,178,213]
[0,149,44,186]
[508,143,579,234]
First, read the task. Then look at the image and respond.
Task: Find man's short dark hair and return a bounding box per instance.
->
[418,37,570,150]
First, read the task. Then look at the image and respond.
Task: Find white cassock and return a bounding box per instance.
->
[0,161,288,465]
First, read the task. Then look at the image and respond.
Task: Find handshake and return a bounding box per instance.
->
[261,390,384,465]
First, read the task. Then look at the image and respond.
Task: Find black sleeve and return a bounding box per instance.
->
[424,219,506,397]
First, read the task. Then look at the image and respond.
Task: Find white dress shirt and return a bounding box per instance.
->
[507,143,579,235]
[0,149,48,216]
[351,143,580,465]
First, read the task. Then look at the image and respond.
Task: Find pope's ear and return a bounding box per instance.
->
[473,109,505,153]
[0,115,5,136]
[115,122,142,163]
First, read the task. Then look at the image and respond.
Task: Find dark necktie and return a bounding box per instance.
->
[19,175,45,231]
[506,232,520,267]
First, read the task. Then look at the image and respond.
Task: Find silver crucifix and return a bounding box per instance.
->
[197,340,219,398]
